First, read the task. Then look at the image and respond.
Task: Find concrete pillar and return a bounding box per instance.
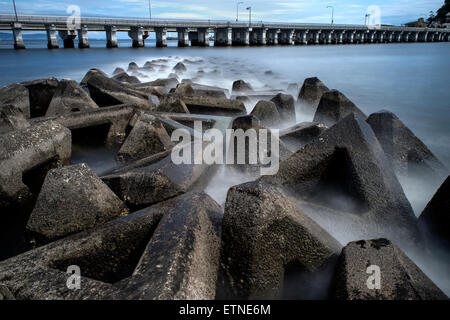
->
[278,30,294,45]
[396,32,403,42]
[177,28,189,47]
[412,32,419,42]
[77,25,89,48]
[313,30,321,44]
[105,26,118,48]
[249,29,258,45]
[369,31,376,43]
[155,27,167,47]
[12,23,25,49]
[232,28,250,46]
[128,26,144,47]
[267,29,279,45]
[256,28,267,45]
[403,32,410,42]
[387,32,394,43]
[58,30,76,48]
[214,27,232,46]
[45,24,59,49]
[325,31,333,44]
[379,31,385,43]
[190,28,209,46]
[338,31,345,44]
[347,30,355,44]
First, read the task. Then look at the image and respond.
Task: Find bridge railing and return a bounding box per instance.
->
[0,14,448,33]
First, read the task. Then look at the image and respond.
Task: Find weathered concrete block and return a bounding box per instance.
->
[181,96,246,116]
[280,122,327,151]
[21,78,59,118]
[313,90,367,126]
[157,95,190,114]
[0,83,30,118]
[419,176,450,245]
[264,113,422,247]
[26,163,129,245]
[218,180,342,299]
[112,72,141,85]
[0,104,30,134]
[0,192,221,300]
[46,79,99,117]
[173,62,187,74]
[298,77,329,114]
[232,80,253,94]
[270,93,295,123]
[250,100,281,127]
[87,73,155,109]
[117,113,173,162]
[334,239,447,300]
[367,110,447,178]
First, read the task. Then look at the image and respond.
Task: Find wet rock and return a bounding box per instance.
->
[232,80,253,94]
[298,77,330,114]
[191,83,229,96]
[21,78,59,118]
[102,144,212,209]
[0,83,30,118]
[367,110,447,178]
[141,78,179,91]
[231,114,261,130]
[127,62,139,72]
[117,113,173,162]
[0,192,221,300]
[264,113,422,247]
[26,163,129,245]
[334,239,447,300]
[418,176,450,245]
[218,180,342,299]
[173,62,187,73]
[112,72,141,85]
[313,90,367,127]
[157,95,190,114]
[250,100,281,127]
[143,61,155,70]
[280,122,327,151]
[167,73,179,80]
[46,79,99,116]
[0,105,30,134]
[193,89,227,99]
[270,93,295,122]
[181,96,246,116]
[87,73,155,109]
[113,67,126,75]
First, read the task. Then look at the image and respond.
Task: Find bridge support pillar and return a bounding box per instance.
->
[266,29,279,45]
[105,26,118,48]
[11,23,25,50]
[45,24,59,49]
[249,28,266,45]
[177,28,189,47]
[278,30,294,45]
[379,31,385,43]
[232,28,250,46]
[77,25,90,48]
[396,32,402,42]
[368,31,376,43]
[338,31,345,44]
[313,30,321,44]
[190,28,209,46]
[324,31,333,44]
[128,26,145,47]
[403,32,411,42]
[155,27,167,47]
[347,30,355,44]
[412,32,419,42]
[58,30,76,48]
[215,27,232,46]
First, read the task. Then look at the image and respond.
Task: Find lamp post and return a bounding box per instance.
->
[326,6,334,25]
[236,2,243,22]
[12,0,18,22]
[246,6,252,28]
[148,0,152,20]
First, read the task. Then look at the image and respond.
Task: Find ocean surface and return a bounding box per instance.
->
[1,41,450,295]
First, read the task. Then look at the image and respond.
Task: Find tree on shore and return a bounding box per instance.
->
[431,0,449,23]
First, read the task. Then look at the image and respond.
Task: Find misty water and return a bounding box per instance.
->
[1,41,449,297]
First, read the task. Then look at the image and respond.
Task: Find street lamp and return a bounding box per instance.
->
[12,0,18,22]
[326,6,334,25]
[236,2,243,22]
[246,6,252,28]
[148,0,152,20]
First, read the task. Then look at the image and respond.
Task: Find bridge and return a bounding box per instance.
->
[1,14,449,49]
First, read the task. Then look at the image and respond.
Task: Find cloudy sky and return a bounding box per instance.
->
[0,0,444,25]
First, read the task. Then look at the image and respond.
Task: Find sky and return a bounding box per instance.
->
[0,0,445,26]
